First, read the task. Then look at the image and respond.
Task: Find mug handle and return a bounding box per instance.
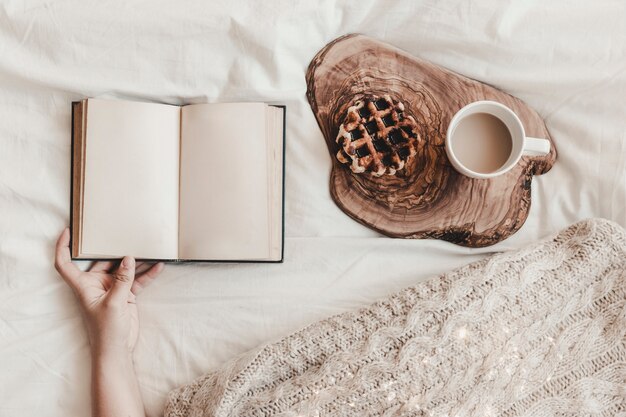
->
[523,137,551,156]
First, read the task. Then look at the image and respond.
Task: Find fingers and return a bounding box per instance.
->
[131,262,164,295]
[89,261,115,272]
[90,261,146,273]
[54,228,81,288]
[108,256,136,302]
[135,262,152,275]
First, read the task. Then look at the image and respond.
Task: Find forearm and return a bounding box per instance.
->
[92,347,145,417]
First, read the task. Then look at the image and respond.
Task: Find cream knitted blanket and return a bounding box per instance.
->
[165,219,626,417]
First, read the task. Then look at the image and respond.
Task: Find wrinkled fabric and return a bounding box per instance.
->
[0,1,624,416]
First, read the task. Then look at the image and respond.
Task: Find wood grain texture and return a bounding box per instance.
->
[306,35,556,247]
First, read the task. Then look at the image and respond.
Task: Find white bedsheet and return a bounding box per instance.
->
[0,1,624,415]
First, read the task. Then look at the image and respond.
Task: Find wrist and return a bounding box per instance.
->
[90,341,144,417]
[92,343,134,366]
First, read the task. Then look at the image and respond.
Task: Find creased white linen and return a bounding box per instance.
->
[0,1,624,416]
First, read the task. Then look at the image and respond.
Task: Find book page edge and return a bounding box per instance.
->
[71,100,87,258]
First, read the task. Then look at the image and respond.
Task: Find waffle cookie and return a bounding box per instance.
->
[336,95,420,176]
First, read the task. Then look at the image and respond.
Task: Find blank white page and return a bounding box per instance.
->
[179,103,270,260]
[81,99,180,259]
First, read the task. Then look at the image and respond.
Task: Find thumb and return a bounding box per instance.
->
[109,256,135,302]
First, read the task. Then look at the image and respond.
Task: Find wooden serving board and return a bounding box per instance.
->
[306,35,556,247]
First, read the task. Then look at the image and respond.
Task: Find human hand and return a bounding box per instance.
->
[54,228,164,356]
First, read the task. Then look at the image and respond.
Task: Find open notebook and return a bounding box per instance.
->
[71,99,285,262]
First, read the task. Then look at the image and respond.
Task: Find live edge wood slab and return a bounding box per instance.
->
[306,34,556,247]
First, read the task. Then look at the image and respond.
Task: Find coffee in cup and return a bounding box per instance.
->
[446,101,550,179]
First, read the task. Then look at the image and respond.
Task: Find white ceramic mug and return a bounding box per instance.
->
[445,101,551,179]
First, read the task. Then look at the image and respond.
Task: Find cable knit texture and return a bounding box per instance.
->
[164,219,626,417]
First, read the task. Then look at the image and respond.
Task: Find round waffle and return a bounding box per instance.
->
[336,95,420,176]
